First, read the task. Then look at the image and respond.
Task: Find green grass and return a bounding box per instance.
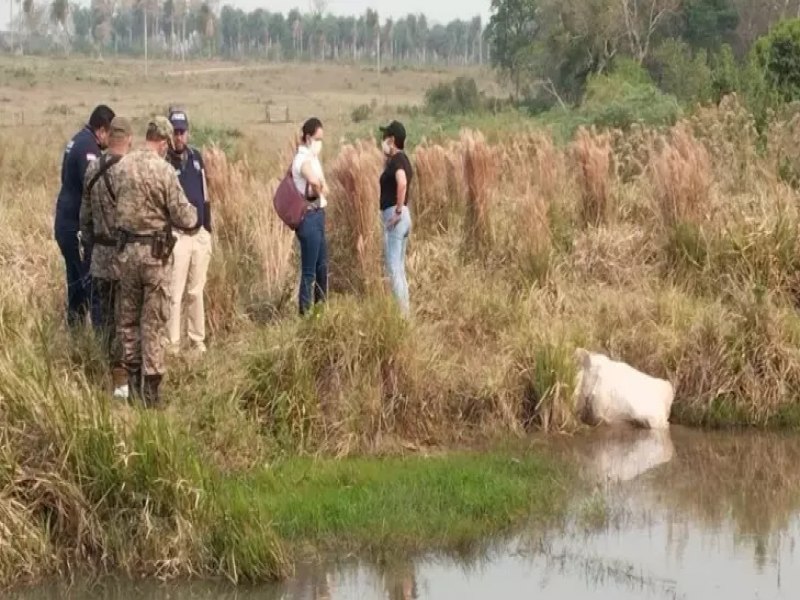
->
[215,452,572,554]
[345,107,528,149]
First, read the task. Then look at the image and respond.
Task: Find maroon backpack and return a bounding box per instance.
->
[273,168,307,230]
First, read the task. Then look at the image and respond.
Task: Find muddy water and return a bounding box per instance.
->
[12,426,800,600]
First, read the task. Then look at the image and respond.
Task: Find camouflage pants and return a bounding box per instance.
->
[92,277,122,369]
[117,244,171,377]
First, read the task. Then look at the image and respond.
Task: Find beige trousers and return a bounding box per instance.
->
[167,228,212,349]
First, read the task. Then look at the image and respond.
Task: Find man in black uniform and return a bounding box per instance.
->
[54,104,115,328]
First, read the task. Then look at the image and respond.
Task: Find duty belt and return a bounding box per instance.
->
[120,231,156,243]
[93,234,118,247]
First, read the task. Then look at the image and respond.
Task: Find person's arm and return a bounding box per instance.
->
[75,139,99,186]
[79,169,94,247]
[300,158,324,197]
[164,166,198,229]
[395,168,408,214]
[198,153,212,233]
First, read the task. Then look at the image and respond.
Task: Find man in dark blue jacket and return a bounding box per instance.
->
[54,104,115,328]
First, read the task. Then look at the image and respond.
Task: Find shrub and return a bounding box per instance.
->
[710,44,741,103]
[425,77,483,115]
[351,103,373,123]
[579,61,682,130]
[753,18,800,103]
[650,39,714,106]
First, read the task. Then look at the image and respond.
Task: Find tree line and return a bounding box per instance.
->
[486,0,800,104]
[5,0,487,66]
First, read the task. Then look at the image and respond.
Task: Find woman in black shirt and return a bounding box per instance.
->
[379,120,413,316]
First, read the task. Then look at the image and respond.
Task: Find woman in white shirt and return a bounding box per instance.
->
[292,117,329,315]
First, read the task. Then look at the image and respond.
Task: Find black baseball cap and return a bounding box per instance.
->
[380,120,406,146]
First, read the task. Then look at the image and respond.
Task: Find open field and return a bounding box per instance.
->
[4,55,800,589]
[0,55,497,157]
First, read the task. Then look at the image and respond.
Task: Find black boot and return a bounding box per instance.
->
[143,374,163,409]
[128,368,143,404]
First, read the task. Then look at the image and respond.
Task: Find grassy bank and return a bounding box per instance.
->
[219,452,569,555]
[4,88,800,587]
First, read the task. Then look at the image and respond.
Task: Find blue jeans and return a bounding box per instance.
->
[55,229,100,328]
[296,209,328,315]
[382,206,411,315]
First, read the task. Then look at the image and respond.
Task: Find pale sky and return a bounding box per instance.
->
[2,0,493,30]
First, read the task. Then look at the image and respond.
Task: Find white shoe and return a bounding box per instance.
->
[113,384,129,400]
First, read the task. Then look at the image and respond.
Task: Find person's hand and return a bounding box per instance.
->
[387,212,402,231]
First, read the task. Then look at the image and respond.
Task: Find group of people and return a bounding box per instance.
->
[291,117,413,316]
[53,106,414,408]
[55,105,211,407]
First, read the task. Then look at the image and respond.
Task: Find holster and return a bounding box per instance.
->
[150,225,176,262]
[116,230,129,254]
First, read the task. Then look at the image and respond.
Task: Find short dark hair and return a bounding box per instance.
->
[89,105,115,131]
[301,117,323,143]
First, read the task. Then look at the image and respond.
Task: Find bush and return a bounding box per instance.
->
[650,39,714,106]
[578,61,682,130]
[425,77,483,115]
[710,44,740,103]
[753,18,800,103]
[351,103,373,123]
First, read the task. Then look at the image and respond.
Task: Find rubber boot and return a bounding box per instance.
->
[128,368,143,405]
[143,374,163,409]
[111,367,129,400]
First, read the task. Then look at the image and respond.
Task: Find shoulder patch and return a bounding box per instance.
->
[193,159,200,172]
[86,153,97,162]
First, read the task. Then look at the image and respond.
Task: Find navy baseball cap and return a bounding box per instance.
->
[169,109,189,132]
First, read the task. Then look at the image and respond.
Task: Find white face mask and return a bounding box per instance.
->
[381,139,392,155]
[310,140,323,156]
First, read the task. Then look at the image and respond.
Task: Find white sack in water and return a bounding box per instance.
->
[574,349,674,430]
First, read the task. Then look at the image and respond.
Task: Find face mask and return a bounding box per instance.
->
[310,140,323,156]
[381,140,392,155]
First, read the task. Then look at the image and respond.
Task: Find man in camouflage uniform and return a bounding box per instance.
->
[115,117,197,407]
[80,117,133,399]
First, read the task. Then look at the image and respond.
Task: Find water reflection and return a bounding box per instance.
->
[13,426,800,599]
[567,427,676,483]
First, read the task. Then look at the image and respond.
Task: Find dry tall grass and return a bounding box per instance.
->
[461,130,497,259]
[413,142,460,235]
[648,125,713,229]
[203,146,295,324]
[328,140,384,295]
[571,127,615,228]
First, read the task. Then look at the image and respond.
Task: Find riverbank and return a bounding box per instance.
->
[7,84,800,589]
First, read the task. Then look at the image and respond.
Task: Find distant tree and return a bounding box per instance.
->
[469,16,483,64]
[51,0,68,27]
[681,0,739,51]
[486,0,539,96]
[620,0,680,63]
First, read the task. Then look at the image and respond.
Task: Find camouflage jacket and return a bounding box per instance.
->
[80,153,125,280]
[114,148,197,245]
